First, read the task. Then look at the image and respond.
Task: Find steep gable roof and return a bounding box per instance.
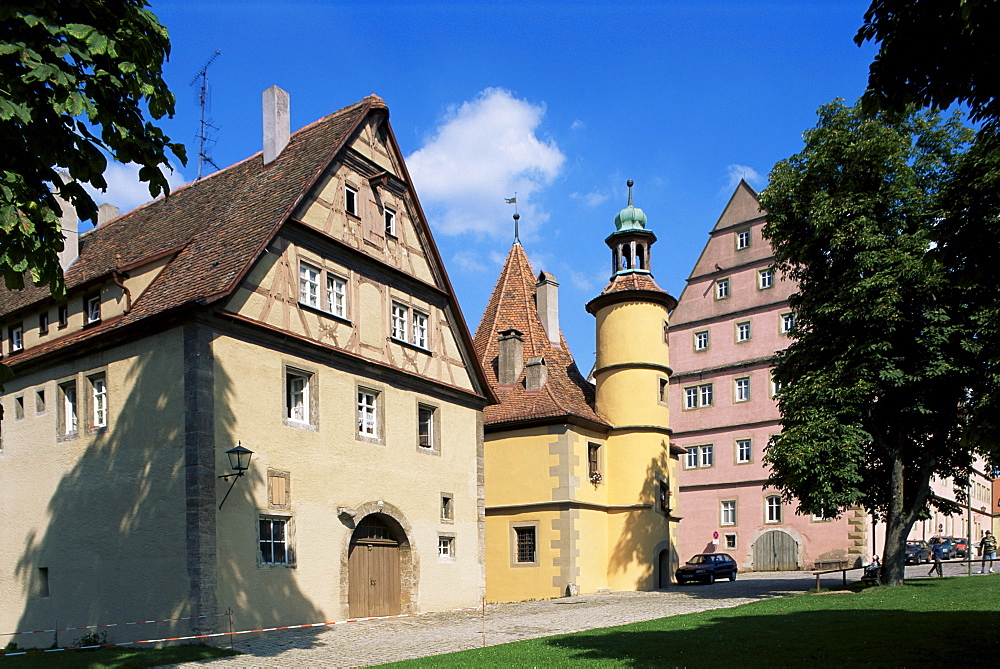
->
[0,96,379,322]
[712,179,763,232]
[473,243,607,429]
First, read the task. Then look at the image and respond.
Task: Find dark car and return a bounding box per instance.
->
[930,537,956,560]
[955,538,969,558]
[675,553,738,584]
[905,540,931,564]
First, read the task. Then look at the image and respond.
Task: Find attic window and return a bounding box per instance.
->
[345,185,358,217]
[85,295,101,324]
[384,208,396,237]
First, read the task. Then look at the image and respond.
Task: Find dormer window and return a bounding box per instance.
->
[85,295,101,324]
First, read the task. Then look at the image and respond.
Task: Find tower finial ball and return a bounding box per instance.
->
[627,179,634,188]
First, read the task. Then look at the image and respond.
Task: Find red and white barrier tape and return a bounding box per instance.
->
[0,613,229,637]
[1,606,480,658]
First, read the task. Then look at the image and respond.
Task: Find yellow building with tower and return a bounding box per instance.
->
[477,183,681,602]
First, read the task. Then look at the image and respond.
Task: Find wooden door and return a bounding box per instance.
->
[348,517,401,617]
[752,530,799,571]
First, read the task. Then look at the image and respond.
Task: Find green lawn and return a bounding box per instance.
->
[0,643,237,668]
[386,576,1000,667]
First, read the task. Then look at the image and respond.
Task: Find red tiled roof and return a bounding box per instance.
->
[473,243,607,429]
[586,271,677,315]
[0,96,382,360]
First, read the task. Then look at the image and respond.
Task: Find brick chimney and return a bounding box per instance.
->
[497,329,524,385]
[262,85,290,165]
[535,271,560,346]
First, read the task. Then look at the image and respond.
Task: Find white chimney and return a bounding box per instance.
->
[97,202,119,226]
[262,85,290,165]
[535,271,560,346]
[54,172,79,272]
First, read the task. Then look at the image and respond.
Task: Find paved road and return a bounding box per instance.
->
[173,560,986,668]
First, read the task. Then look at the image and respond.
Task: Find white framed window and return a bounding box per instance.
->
[715,278,730,300]
[700,444,714,467]
[770,372,782,398]
[736,438,752,464]
[259,517,290,564]
[694,330,709,351]
[413,310,428,348]
[91,375,107,428]
[736,321,751,343]
[326,274,346,318]
[735,377,751,402]
[286,371,311,424]
[685,387,698,409]
[391,302,409,341]
[85,295,101,324]
[345,184,358,216]
[10,324,23,352]
[384,208,396,236]
[39,312,49,335]
[418,404,435,449]
[299,262,321,308]
[766,496,782,523]
[758,268,774,289]
[721,500,737,526]
[781,312,796,334]
[438,536,454,560]
[685,447,698,469]
[736,230,751,250]
[60,381,78,436]
[699,383,714,407]
[357,389,378,438]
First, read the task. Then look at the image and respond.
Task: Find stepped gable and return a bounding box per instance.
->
[0,96,383,359]
[473,243,607,429]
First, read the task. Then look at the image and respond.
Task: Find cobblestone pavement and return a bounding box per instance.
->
[172,561,985,668]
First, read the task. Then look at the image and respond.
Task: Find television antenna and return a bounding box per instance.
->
[189,50,222,179]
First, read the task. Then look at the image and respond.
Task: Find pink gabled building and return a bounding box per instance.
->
[669,181,869,572]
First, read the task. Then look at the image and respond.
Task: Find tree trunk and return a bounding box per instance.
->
[883,446,908,585]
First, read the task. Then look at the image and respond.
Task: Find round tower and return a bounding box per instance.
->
[586,180,676,429]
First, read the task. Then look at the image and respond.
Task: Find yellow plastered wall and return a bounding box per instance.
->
[212,335,483,625]
[0,329,190,642]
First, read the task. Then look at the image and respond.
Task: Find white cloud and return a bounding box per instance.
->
[723,163,764,194]
[406,88,565,238]
[81,160,188,219]
[570,119,585,131]
[570,190,610,208]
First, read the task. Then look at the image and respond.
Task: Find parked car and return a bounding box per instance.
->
[954,538,969,558]
[905,540,931,564]
[676,553,738,584]
[930,537,956,560]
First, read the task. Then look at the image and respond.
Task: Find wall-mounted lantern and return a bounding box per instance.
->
[218,442,253,510]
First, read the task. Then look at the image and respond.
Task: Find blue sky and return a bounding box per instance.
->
[97,0,878,372]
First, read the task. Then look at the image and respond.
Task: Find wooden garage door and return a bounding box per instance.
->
[348,517,401,617]
[752,530,799,571]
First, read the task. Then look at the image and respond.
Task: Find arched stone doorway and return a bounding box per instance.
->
[751,530,799,571]
[657,549,671,587]
[339,502,417,619]
[348,515,401,617]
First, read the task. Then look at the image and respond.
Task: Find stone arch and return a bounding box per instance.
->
[745,526,805,572]
[338,501,418,617]
[652,539,674,588]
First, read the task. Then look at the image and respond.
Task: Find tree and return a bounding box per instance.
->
[856,0,1000,125]
[758,100,995,585]
[0,0,185,299]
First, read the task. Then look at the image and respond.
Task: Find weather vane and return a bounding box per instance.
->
[505,193,519,243]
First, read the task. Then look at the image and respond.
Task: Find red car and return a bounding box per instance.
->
[954,538,969,558]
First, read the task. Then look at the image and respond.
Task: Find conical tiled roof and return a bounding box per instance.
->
[473,244,607,429]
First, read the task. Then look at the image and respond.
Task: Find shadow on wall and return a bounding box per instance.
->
[12,329,322,647]
[607,450,674,590]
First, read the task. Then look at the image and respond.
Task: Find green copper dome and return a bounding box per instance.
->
[614,180,647,231]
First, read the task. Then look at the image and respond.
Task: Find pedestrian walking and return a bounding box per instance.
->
[979,531,997,573]
[928,539,944,577]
